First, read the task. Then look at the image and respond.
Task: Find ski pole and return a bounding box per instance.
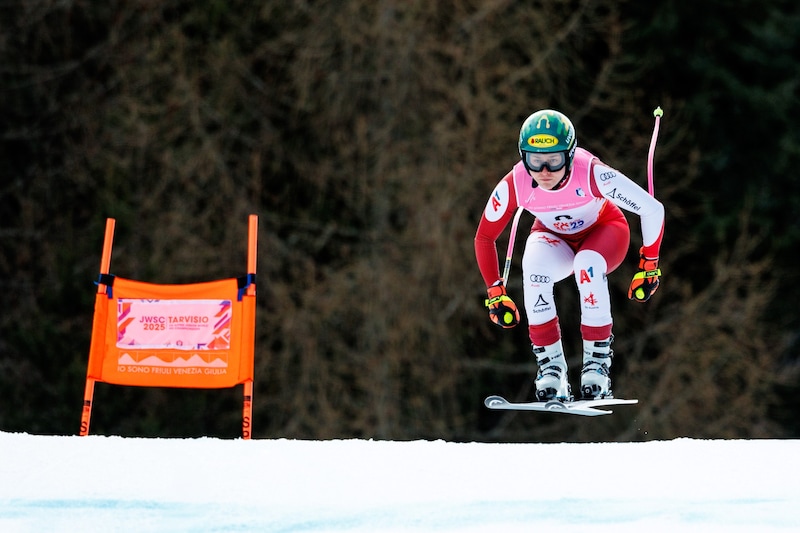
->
[501,207,523,286]
[647,106,663,196]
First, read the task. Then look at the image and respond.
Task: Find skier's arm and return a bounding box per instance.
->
[590,163,665,258]
[590,163,664,302]
[474,172,519,287]
[475,172,522,327]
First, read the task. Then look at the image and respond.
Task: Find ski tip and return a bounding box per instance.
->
[484,395,508,408]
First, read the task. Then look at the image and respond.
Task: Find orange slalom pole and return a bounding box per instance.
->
[79,378,96,436]
[242,380,253,439]
[97,218,116,295]
[243,215,257,438]
[81,218,116,435]
[246,214,258,296]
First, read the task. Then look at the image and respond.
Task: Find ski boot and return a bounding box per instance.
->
[533,340,572,402]
[580,335,614,399]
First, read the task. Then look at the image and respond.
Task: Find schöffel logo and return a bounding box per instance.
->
[527,134,559,148]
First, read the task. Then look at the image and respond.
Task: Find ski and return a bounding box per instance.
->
[484,395,638,417]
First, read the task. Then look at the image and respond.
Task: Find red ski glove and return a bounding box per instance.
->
[628,253,661,302]
[485,282,520,328]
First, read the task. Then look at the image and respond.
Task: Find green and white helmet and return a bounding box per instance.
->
[518,109,577,174]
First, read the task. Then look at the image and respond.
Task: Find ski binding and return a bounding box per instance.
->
[484,395,637,417]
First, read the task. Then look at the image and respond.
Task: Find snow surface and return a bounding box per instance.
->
[1,432,798,532]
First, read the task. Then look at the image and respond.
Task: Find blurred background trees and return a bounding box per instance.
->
[1,0,798,442]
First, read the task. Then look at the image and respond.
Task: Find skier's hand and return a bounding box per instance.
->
[485,281,520,328]
[628,254,661,302]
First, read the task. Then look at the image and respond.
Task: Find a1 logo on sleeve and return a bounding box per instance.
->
[484,180,509,222]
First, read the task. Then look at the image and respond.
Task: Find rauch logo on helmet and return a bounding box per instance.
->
[527,134,559,147]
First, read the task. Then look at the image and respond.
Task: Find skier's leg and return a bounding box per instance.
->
[521,231,575,401]
[574,220,629,398]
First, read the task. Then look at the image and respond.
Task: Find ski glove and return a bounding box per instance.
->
[485,281,520,328]
[628,252,661,302]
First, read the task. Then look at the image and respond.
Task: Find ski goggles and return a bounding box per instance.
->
[523,151,567,172]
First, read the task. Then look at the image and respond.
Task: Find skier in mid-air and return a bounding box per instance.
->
[475,109,664,402]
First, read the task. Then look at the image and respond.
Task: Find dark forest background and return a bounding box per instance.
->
[2,0,799,442]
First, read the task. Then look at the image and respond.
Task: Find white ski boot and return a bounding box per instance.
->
[533,340,572,402]
[580,336,614,399]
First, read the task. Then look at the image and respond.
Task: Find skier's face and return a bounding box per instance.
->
[524,151,568,190]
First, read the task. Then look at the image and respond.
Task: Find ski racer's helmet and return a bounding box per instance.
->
[518,109,577,175]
